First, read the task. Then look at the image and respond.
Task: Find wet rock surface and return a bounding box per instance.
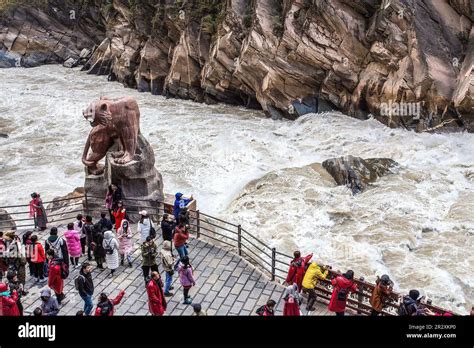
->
[0,208,16,231]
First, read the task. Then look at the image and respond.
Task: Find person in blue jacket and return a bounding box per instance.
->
[173,192,192,223]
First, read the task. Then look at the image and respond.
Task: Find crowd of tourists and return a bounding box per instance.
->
[0,189,471,317]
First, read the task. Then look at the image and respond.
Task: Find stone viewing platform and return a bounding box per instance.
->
[19,225,330,316]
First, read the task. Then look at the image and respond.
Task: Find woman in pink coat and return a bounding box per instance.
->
[64,222,82,267]
[117,220,133,267]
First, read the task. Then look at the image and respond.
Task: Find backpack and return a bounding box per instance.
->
[98,300,113,316]
[47,238,62,258]
[75,274,85,291]
[104,239,114,255]
[149,220,156,239]
[256,305,265,316]
[59,261,69,279]
[337,287,348,301]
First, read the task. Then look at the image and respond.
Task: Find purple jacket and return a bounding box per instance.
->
[179,265,195,288]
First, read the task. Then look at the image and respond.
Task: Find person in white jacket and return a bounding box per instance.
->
[137,210,153,243]
[103,231,119,277]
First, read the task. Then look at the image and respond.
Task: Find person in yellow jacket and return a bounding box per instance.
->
[301,262,329,311]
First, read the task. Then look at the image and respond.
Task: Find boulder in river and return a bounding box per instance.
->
[322,156,399,194]
[46,187,85,224]
[0,209,16,232]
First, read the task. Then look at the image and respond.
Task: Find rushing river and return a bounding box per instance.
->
[0,65,472,313]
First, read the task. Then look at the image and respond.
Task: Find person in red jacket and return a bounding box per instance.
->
[95,290,125,316]
[0,283,20,316]
[46,250,65,305]
[146,271,167,316]
[30,235,47,283]
[112,201,127,230]
[328,270,358,316]
[285,251,313,291]
[173,222,190,270]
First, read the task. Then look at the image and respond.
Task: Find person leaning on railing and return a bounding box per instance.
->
[369,274,393,316]
[301,262,329,311]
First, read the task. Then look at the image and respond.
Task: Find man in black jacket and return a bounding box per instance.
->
[76,262,94,315]
[161,214,175,253]
[98,212,113,232]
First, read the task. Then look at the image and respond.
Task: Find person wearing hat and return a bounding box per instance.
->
[173,192,192,223]
[29,192,48,230]
[192,303,207,316]
[137,210,153,243]
[369,274,393,316]
[399,289,424,316]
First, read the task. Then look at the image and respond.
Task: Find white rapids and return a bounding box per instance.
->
[0,65,472,313]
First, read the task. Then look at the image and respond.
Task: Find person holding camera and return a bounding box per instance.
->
[141,236,159,282]
[369,274,393,316]
[301,262,329,311]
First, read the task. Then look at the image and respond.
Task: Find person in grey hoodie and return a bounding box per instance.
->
[40,288,59,316]
[160,240,175,296]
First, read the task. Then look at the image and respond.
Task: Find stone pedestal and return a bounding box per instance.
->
[84,133,164,222]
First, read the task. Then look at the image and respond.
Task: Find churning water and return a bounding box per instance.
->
[0,65,472,313]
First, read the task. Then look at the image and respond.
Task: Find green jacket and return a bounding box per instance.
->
[141,241,157,266]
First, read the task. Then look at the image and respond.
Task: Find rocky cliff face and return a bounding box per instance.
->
[1,0,472,131]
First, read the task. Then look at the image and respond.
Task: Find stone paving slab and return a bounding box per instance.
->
[20,225,331,316]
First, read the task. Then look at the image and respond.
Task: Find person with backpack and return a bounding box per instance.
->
[256,299,276,316]
[0,282,20,316]
[74,214,86,254]
[82,216,96,261]
[137,210,154,243]
[328,270,358,316]
[283,283,301,316]
[76,262,94,315]
[285,251,313,292]
[40,288,59,316]
[141,236,159,283]
[399,289,425,316]
[64,223,82,268]
[30,235,47,283]
[98,212,113,232]
[369,274,393,316]
[95,290,125,316]
[6,270,25,316]
[117,220,133,267]
[160,240,175,296]
[46,249,66,305]
[44,227,69,266]
[178,256,195,305]
[173,222,190,271]
[92,229,106,269]
[103,231,119,276]
[146,271,166,316]
[301,262,329,311]
[112,201,127,230]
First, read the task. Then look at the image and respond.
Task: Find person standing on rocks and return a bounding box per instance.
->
[173,192,192,223]
[141,236,158,282]
[160,240,175,296]
[46,249,65,305]
[328,270,358,316]
[30,235,47,283]
[40,288,59,316]
[285,251,313,292]
[369,274,393,316]
[301,262,329,311]
[146,271,166,316]
[112,201,127,231]
[29,193,48,231]
[283,283,301,316]
[173,222,190,271]
[44,227,69,266]
[117,220,133,267]
[137,210,153,243]
[76,262,94,315]
[178,256,195,305]
[64,223,82,268]
[95,290,126,316]
[103,231,120,276]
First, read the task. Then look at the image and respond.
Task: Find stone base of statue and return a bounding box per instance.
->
[83,133,164,222]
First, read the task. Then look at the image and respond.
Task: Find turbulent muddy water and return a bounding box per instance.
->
[0,65,472,313]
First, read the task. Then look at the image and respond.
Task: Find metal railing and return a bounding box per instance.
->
[0,193,458,316]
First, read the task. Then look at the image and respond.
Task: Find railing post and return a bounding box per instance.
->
[84,193,89,215]
[196,210,200,239]
[271,248,276,281]
[237,224,242,256]
[357,276,364,315]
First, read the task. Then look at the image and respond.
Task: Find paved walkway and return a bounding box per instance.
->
[20,226,330,316]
